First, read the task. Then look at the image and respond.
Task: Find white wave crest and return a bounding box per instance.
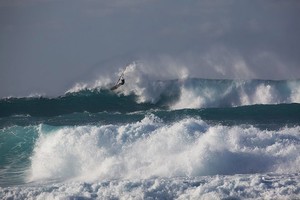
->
[28,115,300,183]
[171,80,300,109]
[63,61,300,109]
[65,77,112,94]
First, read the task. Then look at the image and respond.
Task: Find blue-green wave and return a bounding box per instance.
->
[1,78,300,118]
[1,104,299,128]
[0,89,159,117]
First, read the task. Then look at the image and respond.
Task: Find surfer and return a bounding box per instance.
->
[110,65,129,90]
[110,75,125,91]
[120,77,125,85]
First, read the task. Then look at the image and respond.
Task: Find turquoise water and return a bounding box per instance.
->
[1,78,299,199]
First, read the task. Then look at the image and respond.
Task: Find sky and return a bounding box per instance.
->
[1,0,300,97]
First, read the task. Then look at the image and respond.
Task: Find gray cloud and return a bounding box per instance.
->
[1,0,300,97]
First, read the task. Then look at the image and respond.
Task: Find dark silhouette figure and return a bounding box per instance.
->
[111,77,125,90]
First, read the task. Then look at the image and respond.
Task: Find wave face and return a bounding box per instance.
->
[0,90,155,118]
[1,76,300,199]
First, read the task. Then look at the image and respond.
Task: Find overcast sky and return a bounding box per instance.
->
[1,0,300,97]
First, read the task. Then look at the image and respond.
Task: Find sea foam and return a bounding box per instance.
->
[64,62,300,109]
[28,115,300,183]
[2,173,299,199]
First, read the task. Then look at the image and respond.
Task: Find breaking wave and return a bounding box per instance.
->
[26,115,299,183]
[2,114,299,187]
[1,78,300,117]
[68,62,300,108]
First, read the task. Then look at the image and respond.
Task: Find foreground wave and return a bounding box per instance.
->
[0,115,299,199]
[1,116,300,185]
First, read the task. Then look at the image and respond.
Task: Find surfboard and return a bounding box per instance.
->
[110,84,121,91]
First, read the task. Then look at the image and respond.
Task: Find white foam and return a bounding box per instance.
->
[63,61,300,108]
[251,84,279,104]
[171,80,300,109]
[65,77,112,94]
[289,80,300,102]
[171,85,213,109]
[65,82,89,93]
[1,173,299,199]
[28,116,300,183]
[120,62,175,103]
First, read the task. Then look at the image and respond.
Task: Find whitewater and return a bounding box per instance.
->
[1,63,300,199]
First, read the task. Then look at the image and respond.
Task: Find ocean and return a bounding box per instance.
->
[1,77,300,199]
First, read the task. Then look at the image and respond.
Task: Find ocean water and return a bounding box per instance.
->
[1,76,300,199]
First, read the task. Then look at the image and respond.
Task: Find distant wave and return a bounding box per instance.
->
[67,62,300,108]
[0,89,156,117]
[117,70,300,109]
[1,78,300,117]
[168,78,300,109]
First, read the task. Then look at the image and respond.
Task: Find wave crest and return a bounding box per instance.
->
[66,62,300,109]
[1,61,300,117]
[28,116,300,183]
